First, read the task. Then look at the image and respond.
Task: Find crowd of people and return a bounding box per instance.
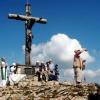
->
[0,48,88,86]
[35,59,59,82]
[0,58,60,86]
[0,59,25,86]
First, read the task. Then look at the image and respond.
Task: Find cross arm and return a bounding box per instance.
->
[8,14,47,24]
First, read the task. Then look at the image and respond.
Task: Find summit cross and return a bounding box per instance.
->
[8,0,47,66]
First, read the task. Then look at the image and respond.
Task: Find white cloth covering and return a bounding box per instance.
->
[9,74,26,85]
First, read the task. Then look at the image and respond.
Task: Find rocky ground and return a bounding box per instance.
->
[0,75,100,100]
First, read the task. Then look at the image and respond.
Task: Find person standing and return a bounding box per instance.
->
[0,58,7,80]
[48,59,55,81]
[82,60,86,71]
[0,58,8,86]
[37,62,43,81]
[54,64,59,81]
[82,60,86,83]
[73,48,87,85]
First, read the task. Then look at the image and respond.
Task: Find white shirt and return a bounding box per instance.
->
[49,63,55,71]
[10,66,16,73]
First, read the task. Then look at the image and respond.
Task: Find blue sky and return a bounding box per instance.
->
[0,0,100,83]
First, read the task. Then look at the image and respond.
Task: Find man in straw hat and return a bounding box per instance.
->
[73,48,87,85]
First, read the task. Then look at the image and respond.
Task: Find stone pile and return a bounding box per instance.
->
[0,76,99,100]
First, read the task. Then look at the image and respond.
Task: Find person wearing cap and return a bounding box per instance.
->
[73,48,87,85]
[10,62,17,74]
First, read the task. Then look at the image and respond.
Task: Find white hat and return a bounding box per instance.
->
[12,62,16,66]
[36,60,39,63]
[49,59,52,62]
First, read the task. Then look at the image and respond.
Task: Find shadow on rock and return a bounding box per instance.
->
[88,85,100,100]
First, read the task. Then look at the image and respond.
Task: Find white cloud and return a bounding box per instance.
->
[64,68,74,77]
[92,49,97,55]
[92,49,100,56]
[84,69,100,78]
[63,68,100,83]
[30,33,94,68]
[22,33,98,83]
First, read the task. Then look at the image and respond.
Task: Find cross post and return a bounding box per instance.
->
[8,1,47,67]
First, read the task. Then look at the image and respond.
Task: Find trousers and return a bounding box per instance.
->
[73,67,82,83]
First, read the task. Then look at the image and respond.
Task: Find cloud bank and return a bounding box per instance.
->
[64,68,100,83]
[22,33,98,82]
[31,33,94,68]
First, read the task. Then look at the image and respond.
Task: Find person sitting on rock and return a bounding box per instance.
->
[37,62,45,81]
[46,61,51,81]
[10,62,17,74]
[41,63,47,82]
[35,61,40,75]
[48,59,55,81]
